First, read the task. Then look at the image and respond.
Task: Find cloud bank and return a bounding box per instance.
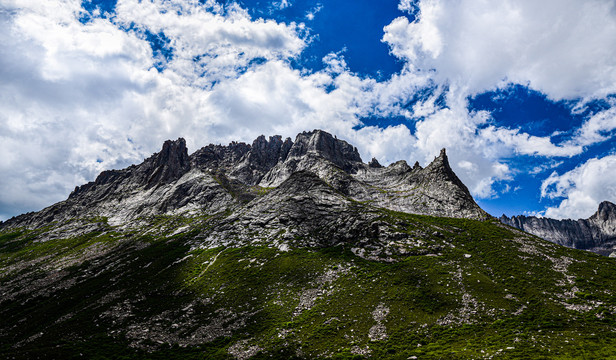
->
[383,0,616,100]
[542,154,616,219]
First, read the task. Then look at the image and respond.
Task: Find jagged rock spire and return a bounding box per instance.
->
[145,138,190,187]
[368,157,383,168]
[230,135,293,185]
[425,149,463,183]
[70,138,191,198]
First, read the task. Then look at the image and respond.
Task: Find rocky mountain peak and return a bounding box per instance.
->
[288,130,362,173]
[228,135,293,185]
[3,130,490,231]
[591,201,616,222]
[427,148,449,168]
[423,148,470,193]
[70,138,191,199]
[144,138,190,187]
[249,135,289,167]
[190,141,251,172]
[280,137,293,161]
[158,138,189,165]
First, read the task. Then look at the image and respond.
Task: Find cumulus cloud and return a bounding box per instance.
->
[0,0,156,218]
[383,0,616,100]
[541,154,616,219]
[114,0,306,83]
[407,90,514,198]
[397,0,417,14]
[564,103,616,148]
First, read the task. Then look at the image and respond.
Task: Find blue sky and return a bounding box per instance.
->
[1,0,616,221]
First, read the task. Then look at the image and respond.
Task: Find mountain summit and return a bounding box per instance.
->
[2,129,487,231]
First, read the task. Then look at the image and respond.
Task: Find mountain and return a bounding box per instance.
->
[500,201,616,256]
[2,130,616,359]
[1,129,487,232]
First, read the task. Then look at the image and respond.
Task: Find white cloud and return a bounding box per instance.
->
[114,0,306,85]
[0,0,313,219]
[305,4,322,21]
[344,125,416,167]
[397,0,416,14]
[529,160,564,175]
[541,154,616,219]
[384,0,616,100]
[564,103,616,148]
[479,126,582,157]
[322,51,348,74]
[273,0,292,10]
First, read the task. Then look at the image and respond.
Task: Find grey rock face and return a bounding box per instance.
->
[4,139,232,229]
[258,130,364,187]
[1,129,488,232]
[256,132,487,219]
[500,201,616,255]
[145,138,191,186]
[351,149,488,219]
[71,138,190,197]
[288,130,362,172]
[204,171,372,248]
[190,141,251,172]
[230,135,293,185]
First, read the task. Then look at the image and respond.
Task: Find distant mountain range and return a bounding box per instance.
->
[500,201,616,256]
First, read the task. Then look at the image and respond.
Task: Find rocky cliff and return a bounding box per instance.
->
[1,129,487,233]
[500,201,616,255]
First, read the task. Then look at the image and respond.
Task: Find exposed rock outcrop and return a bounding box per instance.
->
[258,130,364,187]
[230,135,293,185]
[500,201,616,255]
[190,141,251,172]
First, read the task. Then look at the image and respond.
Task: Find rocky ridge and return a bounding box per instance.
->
[1,129,487,234]
[500,201,616,256]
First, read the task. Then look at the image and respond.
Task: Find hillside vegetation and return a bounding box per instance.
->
[2,211,616,359]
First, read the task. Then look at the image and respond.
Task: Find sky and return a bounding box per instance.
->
[1,0,616,221]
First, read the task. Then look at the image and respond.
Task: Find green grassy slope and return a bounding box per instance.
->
[1,212,616,359]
